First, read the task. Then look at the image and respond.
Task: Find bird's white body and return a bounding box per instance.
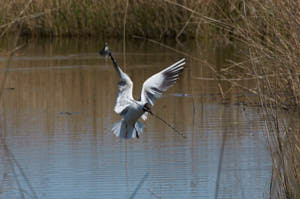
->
[110,57,185,139]
[123,101,144,123]
[112,101,145,139]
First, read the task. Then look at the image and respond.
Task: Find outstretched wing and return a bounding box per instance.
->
[140,58,185,107]
[114,66,134,115]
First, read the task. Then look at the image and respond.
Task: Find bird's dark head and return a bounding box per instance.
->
[99,42,110,57]
[143,103,152,114]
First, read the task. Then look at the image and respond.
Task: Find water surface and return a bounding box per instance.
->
[0,39,271,199]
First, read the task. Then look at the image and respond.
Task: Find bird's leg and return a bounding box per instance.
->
[135,127,139,139]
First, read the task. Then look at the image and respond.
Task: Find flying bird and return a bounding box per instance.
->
[100,45,185,139]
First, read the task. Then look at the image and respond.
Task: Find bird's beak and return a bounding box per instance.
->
[143,106,153,115]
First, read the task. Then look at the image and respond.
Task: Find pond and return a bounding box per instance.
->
[0,38,271,199]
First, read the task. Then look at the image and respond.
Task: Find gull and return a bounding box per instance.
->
[101,45,185,139]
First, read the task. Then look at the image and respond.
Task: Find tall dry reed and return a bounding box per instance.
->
[165,0,300,198]
[243,1,300,198]
[219,1,300,198]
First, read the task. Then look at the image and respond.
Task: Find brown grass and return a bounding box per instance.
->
[0,0,200,38]
[242,1,300,198]
[210,1,300,197]
[0,0,265,40]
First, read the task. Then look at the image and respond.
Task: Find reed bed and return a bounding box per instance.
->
[211,1,300,198]
[240,1,300,198]
[0,0,196,38]
[0,0,257,39]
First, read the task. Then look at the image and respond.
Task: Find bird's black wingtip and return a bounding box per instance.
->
[99,50,106,56]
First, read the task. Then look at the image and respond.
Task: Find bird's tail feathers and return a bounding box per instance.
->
[112,120,144,139]
[112,120,124,137]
